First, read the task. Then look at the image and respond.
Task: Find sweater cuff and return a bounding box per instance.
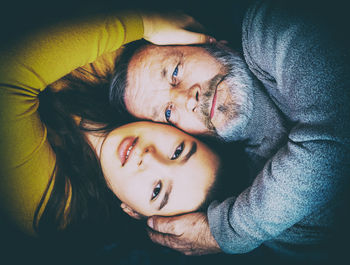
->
[208,197,237,253]
[207,197,261,254]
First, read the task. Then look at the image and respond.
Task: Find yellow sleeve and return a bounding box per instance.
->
[0,12,143,235]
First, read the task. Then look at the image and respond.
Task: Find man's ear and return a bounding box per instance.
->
[120,203,144,220]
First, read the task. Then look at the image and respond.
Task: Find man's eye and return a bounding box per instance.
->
[172,65,179,78]
[152,182,162,200]
[171,142,184,160]
[165,105,172,122]
[171,65,180,86]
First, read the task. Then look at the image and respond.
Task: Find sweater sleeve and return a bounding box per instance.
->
[0,12,143,235]
[208,0,350,254]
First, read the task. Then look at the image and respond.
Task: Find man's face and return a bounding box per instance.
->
[124,44,250,137]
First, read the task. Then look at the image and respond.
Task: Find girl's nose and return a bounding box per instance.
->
[137,145,170,169]
[137,145,155,168]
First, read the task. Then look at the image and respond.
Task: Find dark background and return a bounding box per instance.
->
[0,0,252,50]
[1,0,349,264]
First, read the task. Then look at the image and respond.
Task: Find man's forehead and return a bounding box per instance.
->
[128,45,180,111]
[130,45,177,74]
[125,73,166,121]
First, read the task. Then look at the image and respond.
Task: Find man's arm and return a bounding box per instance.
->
[209,139,349,253]
[209,0,350,254]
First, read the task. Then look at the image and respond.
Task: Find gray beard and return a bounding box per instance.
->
[216,72,255,141]
[201,44,256,141]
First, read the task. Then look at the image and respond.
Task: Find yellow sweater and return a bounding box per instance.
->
[0,12,143,235]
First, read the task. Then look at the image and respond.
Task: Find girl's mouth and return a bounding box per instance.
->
[118,136,138,166]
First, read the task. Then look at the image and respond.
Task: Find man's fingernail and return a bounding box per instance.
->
[147,218,154,229]
[209,37,216,43]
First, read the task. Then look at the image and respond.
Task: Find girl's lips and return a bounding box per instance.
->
[118,136,138,166]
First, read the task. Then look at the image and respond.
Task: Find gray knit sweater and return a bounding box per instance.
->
[207,0,350,257]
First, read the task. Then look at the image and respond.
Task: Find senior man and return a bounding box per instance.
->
[109,0,350,260]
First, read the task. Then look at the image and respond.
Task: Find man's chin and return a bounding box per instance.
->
[210,118,233,139]
[199,127,218,138]
[215,119,245,142]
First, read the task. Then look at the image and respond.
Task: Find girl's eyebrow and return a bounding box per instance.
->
[159,182,173,210]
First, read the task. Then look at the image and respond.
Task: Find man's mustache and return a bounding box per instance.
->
[199,74,226,125]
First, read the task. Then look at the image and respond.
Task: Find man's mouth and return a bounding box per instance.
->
[210,76,225,120]
[210,87,218,119]
[118,137,138,166]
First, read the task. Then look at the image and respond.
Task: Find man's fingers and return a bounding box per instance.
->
[147,216,184,236]
[147,229,165,245]
[151,30,216,45]
[147,229,190,255]
[147,228,175,247]
[179,30,216,44]
[167,30,215,45]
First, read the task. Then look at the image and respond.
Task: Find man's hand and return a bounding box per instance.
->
[146,212,221,256]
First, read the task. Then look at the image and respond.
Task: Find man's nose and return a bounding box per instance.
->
[173,84,200,112]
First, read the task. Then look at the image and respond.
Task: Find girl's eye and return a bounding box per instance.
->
[152,182,162,200]
[171,141,184,160]
[165,105,172,122]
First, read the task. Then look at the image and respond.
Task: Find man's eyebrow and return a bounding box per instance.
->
[159,182,172,210]
[162,68,167,78]
[152,107,159,120]
[182,142,197,164]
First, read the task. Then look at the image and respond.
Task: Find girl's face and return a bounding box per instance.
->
[99,121,220,217]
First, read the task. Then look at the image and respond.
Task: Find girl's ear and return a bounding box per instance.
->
[120,203,144,220]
